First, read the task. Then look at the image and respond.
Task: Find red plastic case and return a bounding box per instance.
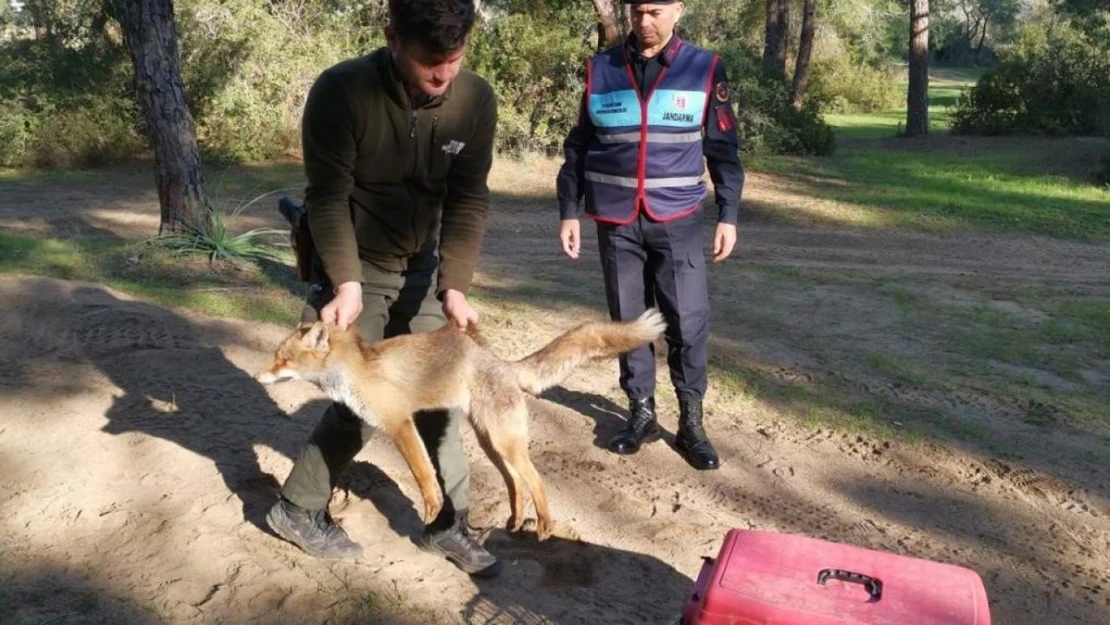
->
[682,529,991,625]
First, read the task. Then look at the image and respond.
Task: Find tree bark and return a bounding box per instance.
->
[762,0,789,80]
[974,10,989,62]
[113,0,210,234]
[906,0,930,137]
[591,0,622,50]
[791,0,817,109]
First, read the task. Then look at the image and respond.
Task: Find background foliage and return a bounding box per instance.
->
[952,4,1110,137]
[0,0,1107,169]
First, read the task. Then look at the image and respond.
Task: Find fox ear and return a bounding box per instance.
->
[300,322,330,353]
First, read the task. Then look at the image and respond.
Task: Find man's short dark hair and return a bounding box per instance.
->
[389,0,477,54]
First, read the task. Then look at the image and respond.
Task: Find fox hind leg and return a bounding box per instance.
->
[483,400,553,541]
[473,426,527,533]
[471,395,527,533]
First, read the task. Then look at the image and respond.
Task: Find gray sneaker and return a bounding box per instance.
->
[419,509,503,578]
[265,498,363,559]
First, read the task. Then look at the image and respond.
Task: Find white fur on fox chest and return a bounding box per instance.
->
[316,369,379,428]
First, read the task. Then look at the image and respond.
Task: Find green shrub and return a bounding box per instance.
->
[1097,154,1110,187]
[716,43,836,156]
[1,0,843,167]
[30,96,145,169]
[176,0,364,163]
[0,101,37,168]
[467,10,593,154]
[0,21,139,168]
[807,55,902,114]
[951,20,1110,137]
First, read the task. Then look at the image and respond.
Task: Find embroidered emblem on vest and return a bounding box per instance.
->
[714,81,730,103]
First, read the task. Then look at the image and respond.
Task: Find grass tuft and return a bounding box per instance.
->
[141,192,289,264]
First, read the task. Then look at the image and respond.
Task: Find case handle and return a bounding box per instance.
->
[816,568,883,601]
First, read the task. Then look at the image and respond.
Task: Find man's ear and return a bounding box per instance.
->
[300,322,330,353]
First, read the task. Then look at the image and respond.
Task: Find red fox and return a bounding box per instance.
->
[255,309,666,540]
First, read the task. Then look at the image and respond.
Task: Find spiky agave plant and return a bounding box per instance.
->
[145,191,290,265]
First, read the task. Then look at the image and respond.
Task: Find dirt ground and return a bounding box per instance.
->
[1,158,1108,625]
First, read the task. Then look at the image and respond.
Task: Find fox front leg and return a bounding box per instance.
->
[389,419,445,523]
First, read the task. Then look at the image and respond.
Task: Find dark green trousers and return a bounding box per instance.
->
[279,245,468,527]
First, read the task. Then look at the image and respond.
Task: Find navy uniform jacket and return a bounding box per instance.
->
[557,33,745,225]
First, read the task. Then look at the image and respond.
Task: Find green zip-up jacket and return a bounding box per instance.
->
[301,47,497,296]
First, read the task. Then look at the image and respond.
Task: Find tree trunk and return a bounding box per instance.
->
[27,0,51,41]
[114,0,210,234]
[974,13,989,63]
[959,2,975,44]
[906,0,930,137]
[791,0,817,109]
[762,0,789,80]
[591,0,622,50]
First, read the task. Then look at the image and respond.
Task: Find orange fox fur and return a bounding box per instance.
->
[255,309,666,539]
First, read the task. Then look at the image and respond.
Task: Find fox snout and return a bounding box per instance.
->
[255,360,300,385]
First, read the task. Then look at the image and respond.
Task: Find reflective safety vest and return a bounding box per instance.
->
[582,37,718,224]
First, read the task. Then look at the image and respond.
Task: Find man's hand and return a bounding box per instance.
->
[558,218,581,260]
[712,223,738,263]
[442,289,479,329]
[320,281,363,330]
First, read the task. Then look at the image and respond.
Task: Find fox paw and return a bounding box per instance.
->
[536,517,554,541]
[523,518,579,542]
[423,494,444,524]
[516,517,559,541]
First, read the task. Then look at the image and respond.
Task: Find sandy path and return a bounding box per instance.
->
[1,274,1107,624]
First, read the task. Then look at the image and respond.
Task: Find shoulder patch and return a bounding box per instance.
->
[714,81,730,103]
[715,104,736,133]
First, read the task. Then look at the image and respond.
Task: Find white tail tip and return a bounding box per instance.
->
[636,308,667,337]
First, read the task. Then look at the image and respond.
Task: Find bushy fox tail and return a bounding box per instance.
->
[514,309,667,395]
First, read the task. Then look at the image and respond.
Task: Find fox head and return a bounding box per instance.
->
[255,322,333,385]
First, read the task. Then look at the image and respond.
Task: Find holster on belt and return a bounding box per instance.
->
[277,196,314,282]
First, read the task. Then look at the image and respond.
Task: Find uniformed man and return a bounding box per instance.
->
[265,0,504,577]
[555,0,744,471]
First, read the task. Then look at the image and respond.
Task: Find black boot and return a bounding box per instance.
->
[607,397,661,455]
[265,497,364,559]
[675,400,720,471]
[419,509,503,578]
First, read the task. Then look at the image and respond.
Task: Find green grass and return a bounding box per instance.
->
[0,159,306,225]
[925,295,1106,426]
[787,67,1110,240]
[752,143,1110,239]
[929,67,987,85]
[866,352,934,387]
[825,68,979,140]
[890,288,919,314]
[824,86,970,140]
[0,231,303,325]
[1060,301,1110,341]
[707,262,1109,453]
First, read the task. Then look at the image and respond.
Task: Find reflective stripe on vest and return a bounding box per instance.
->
[582,37,718,224]
[596,131,703,144]
[584,172,703,188]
